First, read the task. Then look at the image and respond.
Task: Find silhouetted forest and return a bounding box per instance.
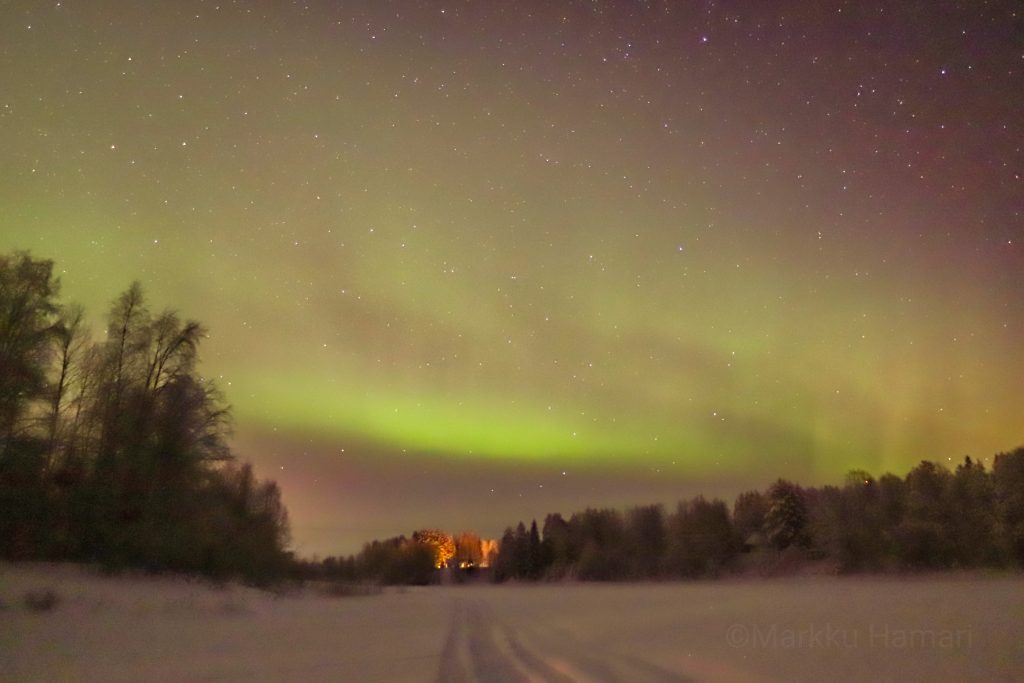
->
[488,452,1024,582]
[313,451,1024,585]
[0,252,290,582]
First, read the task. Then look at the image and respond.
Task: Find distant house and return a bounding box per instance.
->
[454,539,498,569]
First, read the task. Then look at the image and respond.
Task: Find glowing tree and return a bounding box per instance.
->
[412,529,455,568]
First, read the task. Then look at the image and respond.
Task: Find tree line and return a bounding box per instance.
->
[492,453,1024,582]
[303,449,1024,586]
[0,252,290,582]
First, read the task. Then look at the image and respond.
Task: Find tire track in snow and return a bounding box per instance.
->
[464,602,532,682]
[436,600,472,683]
[435,598,696,683]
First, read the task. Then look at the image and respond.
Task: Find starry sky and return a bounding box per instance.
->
[2,0,1022,555]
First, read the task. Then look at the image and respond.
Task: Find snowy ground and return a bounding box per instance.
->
[2,564,1021,682]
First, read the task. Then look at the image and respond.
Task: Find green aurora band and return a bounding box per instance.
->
[1,1,1021,486]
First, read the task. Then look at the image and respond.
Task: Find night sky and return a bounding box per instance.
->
[2,1,1021,555]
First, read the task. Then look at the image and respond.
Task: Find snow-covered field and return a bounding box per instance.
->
[2,564,1021,682]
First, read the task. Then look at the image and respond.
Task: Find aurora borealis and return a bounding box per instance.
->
[2,1,1021,554]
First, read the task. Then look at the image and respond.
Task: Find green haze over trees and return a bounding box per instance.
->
[0,251,290,582]
[6,251,1023,588]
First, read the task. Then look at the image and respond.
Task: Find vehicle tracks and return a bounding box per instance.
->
[435,598,694,683]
